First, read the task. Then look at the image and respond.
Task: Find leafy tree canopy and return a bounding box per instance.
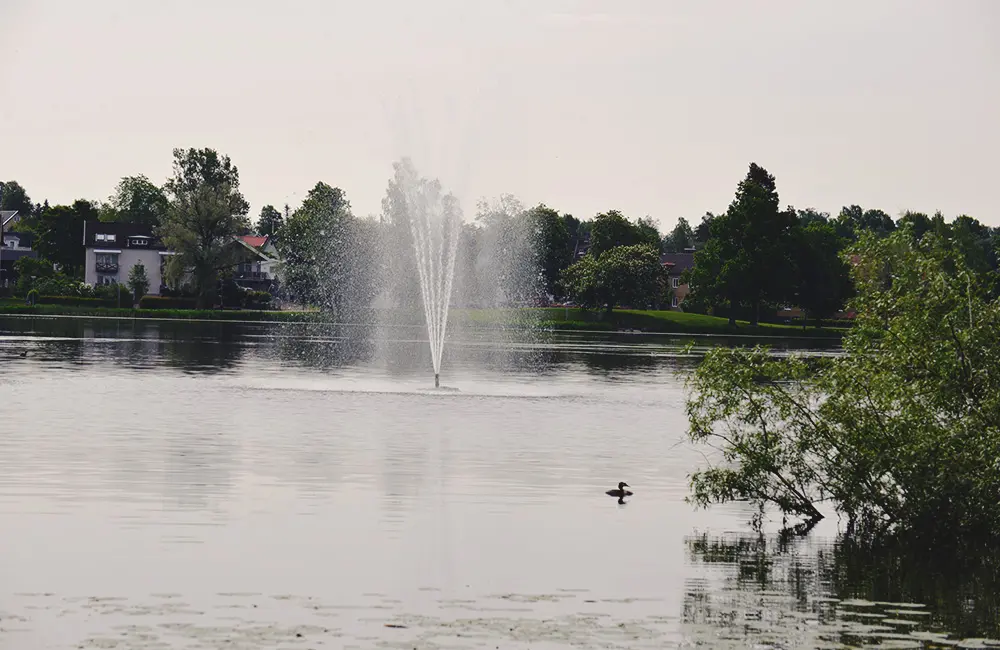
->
[686,225,1000,544]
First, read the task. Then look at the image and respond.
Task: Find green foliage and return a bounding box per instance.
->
[835,205,896,240]
[525,204,571,297]
[139,295,198,310]
[242,290,272,310]
[588,210,661,257]
[26,289,38,305]
[34,200,98,277]
[794,221,853,323]
[277,182,379,316]
[127,261,150,301]
[101,175,169,226]
[257,204,283,237]
[160,147,252,307]
[663,217,695,253]
[686,226,1000,542]
[38,295,122,308]
[685,163,797,325]
[0,180,33,215]
[561,244,666,312]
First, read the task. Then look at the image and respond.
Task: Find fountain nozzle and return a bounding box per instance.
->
[434,373,440,388]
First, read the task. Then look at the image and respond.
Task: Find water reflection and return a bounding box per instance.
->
[8,316,999,646]
[685,531,1000,645]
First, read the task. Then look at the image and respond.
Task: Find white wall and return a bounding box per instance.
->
[85,248,164,296]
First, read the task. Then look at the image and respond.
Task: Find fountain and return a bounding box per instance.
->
[393,160,462,388]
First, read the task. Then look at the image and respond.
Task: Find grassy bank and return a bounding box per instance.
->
[532,308,845,338]
[0,300,843,337]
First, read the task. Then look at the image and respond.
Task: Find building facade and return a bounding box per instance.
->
[83,221,170,294]
[660,251,695,310]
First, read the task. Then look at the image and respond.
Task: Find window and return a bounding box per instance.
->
[671,277,680,289]
[95,234,106,242]
[97,274,118,285]
[671,296,679,308]
[106,234,116,243]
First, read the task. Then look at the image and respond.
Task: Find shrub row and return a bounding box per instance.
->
[38,295,128,308]
[139,296,198,310]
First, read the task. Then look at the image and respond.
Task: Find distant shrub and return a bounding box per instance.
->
[139,296,198,310]
[26,289,39,305]
[38,295,118,308]
[242,291,272,310]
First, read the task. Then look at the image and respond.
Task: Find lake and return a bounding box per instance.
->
[0,316,996,649]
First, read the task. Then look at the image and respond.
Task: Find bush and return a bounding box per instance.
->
[26,289,38,305]
[37,295,119,308]
[139,295,198,310]
[242,291,272,310]
[685,227,1000,544]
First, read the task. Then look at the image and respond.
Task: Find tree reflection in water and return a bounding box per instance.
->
[684,531,1000,646]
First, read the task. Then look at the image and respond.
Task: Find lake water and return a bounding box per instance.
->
[0,316,996,649]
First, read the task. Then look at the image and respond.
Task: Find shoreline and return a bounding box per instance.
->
[0,304,845,339]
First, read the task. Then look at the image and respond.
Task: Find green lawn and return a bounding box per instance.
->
[0,300,843,338]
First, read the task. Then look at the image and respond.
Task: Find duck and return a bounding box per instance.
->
[606,482,633,498]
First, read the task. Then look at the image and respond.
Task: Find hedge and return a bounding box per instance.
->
[38,295,121,308]
[139,296,198,310]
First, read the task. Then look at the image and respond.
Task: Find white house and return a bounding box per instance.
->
[83,221,170,294]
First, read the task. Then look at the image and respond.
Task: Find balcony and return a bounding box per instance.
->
[96,261,119,273]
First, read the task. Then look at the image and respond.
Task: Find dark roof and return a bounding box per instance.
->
[660,252,695,274]
[4,231,35,248]
[84,221,166,250]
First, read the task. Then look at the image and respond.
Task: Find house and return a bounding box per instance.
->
[660,251,695,310]
[233,234,281,292]
[83,221,170,294]
[0,212,39,287]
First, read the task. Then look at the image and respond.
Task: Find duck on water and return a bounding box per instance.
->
[606,482,633,498]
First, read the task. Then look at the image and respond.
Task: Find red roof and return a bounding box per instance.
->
[241,235,268,248]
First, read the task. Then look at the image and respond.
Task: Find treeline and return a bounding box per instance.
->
[4,155,995,318]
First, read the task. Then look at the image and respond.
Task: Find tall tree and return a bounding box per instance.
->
[34,200,98,277]
[663,217,695,253]
[794,221,854,325]
[257,204,284,237]
[836,205,895,240]
[685,163,797,325]
[693,212,716,245]
[0,181,34,217]
[525,204,571,297]
[101,175,169,227]
[589,210,660,257]
[160,148,251,307]
[277,182,378,316]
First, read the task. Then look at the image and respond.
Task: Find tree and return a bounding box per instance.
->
[0,180,33,215]
[257,204,283,237]
[34,200,98,277]
[588,210,662,258]
[693,212,716,245]
[663,217,695,253]
[795,208,830,228]
[561,244,666,313]
[127,261,150,301]
[525,204,571,297]
[793,221,853,324]
[835,205,895,240]
[276,182,378,316]
[101,175,169,227]
[685,226,1000,543]
[160,148,251,307]
[685,163,797,325]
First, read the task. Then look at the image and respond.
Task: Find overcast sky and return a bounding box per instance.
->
[1,0,997,228]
